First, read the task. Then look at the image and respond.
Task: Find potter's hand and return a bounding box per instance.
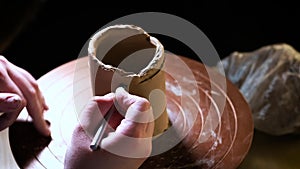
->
[0,55,50,136]
[64,87,154,169]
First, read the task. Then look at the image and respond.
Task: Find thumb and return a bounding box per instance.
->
[100,87,154,158]
[0,93,23,112]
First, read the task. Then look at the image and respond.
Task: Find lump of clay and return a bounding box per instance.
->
[215,43,300,136]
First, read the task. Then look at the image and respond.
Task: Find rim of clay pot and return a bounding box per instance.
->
[88,24,164,78]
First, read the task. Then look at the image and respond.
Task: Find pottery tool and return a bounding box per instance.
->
[89,102,116,151]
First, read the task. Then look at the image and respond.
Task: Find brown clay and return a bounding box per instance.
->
[88,25,169,136]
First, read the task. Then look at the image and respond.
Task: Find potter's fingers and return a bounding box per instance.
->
[0,93,22,112]
[102,89,154,157]
[93,93,124,129]
[10,63,49,110]
[12,79,49,136]
[0,56,25,99]
[5,60,50,136]
[0,57,26,110]
[115,87,154,138]
[79,93,115,138]
[101,131,153,159]
[101,88,154,159]
[0,93,23,131]
[114,87,141,112]
[115,87,154,124]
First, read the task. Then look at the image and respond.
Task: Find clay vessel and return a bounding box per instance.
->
[88,24,169,136]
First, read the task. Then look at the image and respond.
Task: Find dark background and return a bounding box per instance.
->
[1,0,299,79]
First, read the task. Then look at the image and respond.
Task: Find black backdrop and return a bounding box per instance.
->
[2,0,300,79]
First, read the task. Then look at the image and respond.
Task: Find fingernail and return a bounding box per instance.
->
[116,86,127,94]
[6,96,22,109]
[44,103,49,111]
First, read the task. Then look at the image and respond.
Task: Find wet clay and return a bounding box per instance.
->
[88,25,169,136]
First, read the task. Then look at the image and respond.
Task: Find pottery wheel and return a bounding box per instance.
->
[4,53,253,169]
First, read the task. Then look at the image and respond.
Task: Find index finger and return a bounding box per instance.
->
[79,93,115,139]
[5,60,50,136]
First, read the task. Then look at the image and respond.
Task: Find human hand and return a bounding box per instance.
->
[0,55,50,136]
[64,87,154,169]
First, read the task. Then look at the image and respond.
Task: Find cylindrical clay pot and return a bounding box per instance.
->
[88,24,169,136]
